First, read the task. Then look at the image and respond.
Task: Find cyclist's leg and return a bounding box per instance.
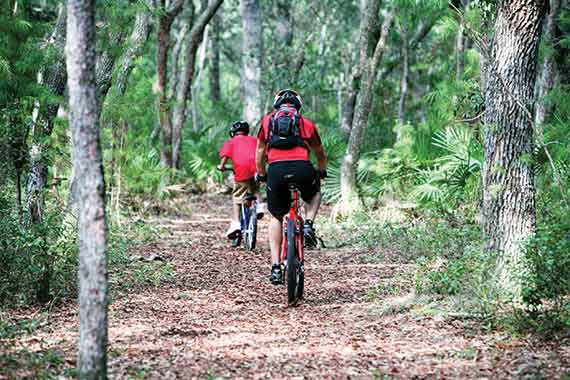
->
[227,181,246,238]
[268,216,282,265]
[267,163,290,283]
[297,161,322,246]
[304,191,321,221]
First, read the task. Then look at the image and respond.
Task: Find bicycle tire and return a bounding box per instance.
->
[297,234,304,300]
[286,218,299,305]
[244,205,257,251]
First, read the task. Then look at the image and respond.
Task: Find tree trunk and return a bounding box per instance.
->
[25,3,66,229]
[483,0,546,300]
[190,24,210,132]
[554,0,570,85]
[16,170,22,216]
[66,1,109,379]
[169,10,192,101]
[455,0,469,81]
[338,7,394,216]
[398,25,409,125]
[209,4,222,103]
[535,0,561,128]
[274,0,293,45]
[271,0,293,87]
[23,4,66,304]
[340,65,360,140]
[107,5,153,196]
[68,29,126,217]
[170,0,224,169]
[115,7,153,96]
[95,39,120,110]
[156,0,185,168]
[240,0,263,124]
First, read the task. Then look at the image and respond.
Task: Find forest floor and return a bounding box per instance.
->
[3,194,570,379]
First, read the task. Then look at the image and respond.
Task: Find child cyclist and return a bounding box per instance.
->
[217,121,265,239]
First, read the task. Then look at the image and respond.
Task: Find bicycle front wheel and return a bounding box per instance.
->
[286,218,299,305]
[244,205,257,251]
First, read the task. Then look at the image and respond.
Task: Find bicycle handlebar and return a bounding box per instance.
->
[217,165,234,172]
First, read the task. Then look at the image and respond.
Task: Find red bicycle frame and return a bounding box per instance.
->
[280,187,304,263]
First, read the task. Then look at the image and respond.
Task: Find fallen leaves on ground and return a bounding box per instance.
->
[3,194,570,379]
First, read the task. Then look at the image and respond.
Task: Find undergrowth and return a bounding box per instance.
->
[321,205,570,335]
[0,211,167,379]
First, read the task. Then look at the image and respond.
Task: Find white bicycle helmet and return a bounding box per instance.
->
[273,89,302,110]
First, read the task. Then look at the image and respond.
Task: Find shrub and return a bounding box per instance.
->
[524,208,570,309]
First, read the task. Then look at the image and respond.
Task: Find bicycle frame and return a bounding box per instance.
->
[280,186,304,263]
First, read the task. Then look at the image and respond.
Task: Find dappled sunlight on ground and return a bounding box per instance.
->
[5,194,570,379]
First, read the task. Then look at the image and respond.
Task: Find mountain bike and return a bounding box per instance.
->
[234,193,258,251]
[281,174,305,306]
[218,165,258,251]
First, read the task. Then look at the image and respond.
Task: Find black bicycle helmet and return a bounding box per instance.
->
[229,120,250,137]
[273,89,302,110]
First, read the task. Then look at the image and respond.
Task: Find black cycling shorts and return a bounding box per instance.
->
[266,160,320,219]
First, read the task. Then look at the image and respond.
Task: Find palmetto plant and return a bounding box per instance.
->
[184,123,226,183]
[326,126,482,209]
[409,126,482,206]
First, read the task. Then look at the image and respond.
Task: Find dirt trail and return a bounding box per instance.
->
[5,194,570,379]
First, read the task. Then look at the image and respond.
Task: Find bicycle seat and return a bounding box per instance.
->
[283,174,296,183]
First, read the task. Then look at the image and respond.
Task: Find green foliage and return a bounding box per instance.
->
[0,314,74,379]
[183,124,227,183]
[129,261,176,288]
[0,191,76,306]
[524,210,570,307]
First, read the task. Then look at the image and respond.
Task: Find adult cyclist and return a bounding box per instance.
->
[255,89,327,285]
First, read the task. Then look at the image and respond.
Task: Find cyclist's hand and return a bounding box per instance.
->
[318,169,328,179]
[255,173,267,183]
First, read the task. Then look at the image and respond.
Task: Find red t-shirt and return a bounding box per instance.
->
[219,135,257,182]
[257,112,322,164]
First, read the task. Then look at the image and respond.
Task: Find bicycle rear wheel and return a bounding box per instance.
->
[286,218,299,305]
[244,205,257,251]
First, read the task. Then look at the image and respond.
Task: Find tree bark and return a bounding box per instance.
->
[169,8,193,101]
[535,0,561,128]
[398,25,409,125]
[339,7,394,216]
[191,25,209,132]
[170,0,224,169]
[106,5,153,194]
[156,0,185,168]
[271,0,293,87]
[209,2,222,102]
[274,0,293,45]
[455,0,469,81]
[66,1,108,379]
[483,0,546,300]
[25,3,66,229]
[68,28,128,217]
[240,0,263,125]
[115,7,153,96]
[340,65,360,140]
[554,0,570,85]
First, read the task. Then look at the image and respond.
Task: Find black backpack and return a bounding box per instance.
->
[267,105,308,150]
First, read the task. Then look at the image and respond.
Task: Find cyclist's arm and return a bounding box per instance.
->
[219,156,229,168]
[256,138,267,176]
[308,127,327,171]
[312,144,327,172]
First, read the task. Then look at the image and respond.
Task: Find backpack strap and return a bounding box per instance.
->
[266,111,277,146]
[298,115,310,150]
